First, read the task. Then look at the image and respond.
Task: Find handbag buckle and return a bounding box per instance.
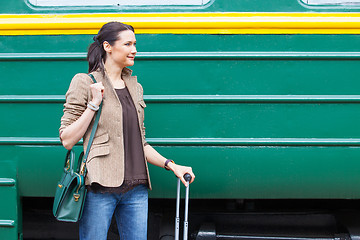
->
[73,193,80,202]
[80,164,85,175]
[65,160,70,171]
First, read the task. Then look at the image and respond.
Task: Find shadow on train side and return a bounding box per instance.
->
[22,197,360,239]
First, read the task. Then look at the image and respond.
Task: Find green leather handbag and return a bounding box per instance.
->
[52,73,101,222]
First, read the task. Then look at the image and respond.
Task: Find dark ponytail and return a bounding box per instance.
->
[87,22,135,74]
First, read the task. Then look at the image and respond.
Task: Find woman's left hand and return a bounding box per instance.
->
[168,162,195,187]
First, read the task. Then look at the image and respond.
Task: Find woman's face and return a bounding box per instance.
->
[105,30,137,68]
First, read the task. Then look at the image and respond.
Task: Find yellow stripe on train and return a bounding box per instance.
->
[1,12,360,35]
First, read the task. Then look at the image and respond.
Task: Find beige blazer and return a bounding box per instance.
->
[60,68,151,189]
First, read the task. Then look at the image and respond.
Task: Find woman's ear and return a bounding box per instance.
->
[103,41,111,53]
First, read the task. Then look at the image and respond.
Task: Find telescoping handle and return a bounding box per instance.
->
[183,173,192,240]
[175,173,192,240]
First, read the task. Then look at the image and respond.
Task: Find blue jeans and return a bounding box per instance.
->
[79,184,148,240]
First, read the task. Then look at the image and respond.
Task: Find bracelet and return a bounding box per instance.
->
[164,159,174,171]
[87,101,99,111]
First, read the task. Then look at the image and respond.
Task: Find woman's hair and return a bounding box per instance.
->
[87,22,135,73]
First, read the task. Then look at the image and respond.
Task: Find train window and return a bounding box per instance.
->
[303,0,360,5]
[28,0,211,6]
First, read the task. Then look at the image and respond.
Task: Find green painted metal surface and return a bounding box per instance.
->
[0,161,21,239]
[149,146,360,199]
[1,1,360,201]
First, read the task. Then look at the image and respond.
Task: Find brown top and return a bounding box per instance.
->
[88,87,148,194]
[116,87,147,181]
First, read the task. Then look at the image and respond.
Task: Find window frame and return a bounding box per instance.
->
[302,0,360,5]
[28,0,212,7]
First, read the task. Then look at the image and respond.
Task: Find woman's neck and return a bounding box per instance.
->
[104,60,125,88]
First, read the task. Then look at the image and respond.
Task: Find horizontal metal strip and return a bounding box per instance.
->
[2,95,360,103]
[144,95,360,103]
[2,52,360,60]
[0,95,65,103]
[0,53,85,60]
[0,178,16,186]
[1,137,360,146]
[148,138,360,146]
[3,13,360,35]
[0,137,68,145]
[0,220,15,228]
[139,52,360,60]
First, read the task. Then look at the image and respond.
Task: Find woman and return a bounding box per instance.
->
[59,21,195,240]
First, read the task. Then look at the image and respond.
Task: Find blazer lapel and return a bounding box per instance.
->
[122,68,138,105]
[124,76,138,104]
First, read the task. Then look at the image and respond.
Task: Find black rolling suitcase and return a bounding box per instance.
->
[175,173,192,240]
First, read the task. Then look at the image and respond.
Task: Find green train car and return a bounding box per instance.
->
[2,0,360,239]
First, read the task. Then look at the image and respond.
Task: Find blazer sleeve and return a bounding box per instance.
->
[137,82,147,145]
[59,73,93,137]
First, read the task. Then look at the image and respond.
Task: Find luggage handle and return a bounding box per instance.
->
[175,173,192,240]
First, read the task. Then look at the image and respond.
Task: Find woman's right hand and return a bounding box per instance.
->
[90,82,105,106]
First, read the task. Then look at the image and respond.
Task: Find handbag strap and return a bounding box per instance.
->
[80,73,102,176]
